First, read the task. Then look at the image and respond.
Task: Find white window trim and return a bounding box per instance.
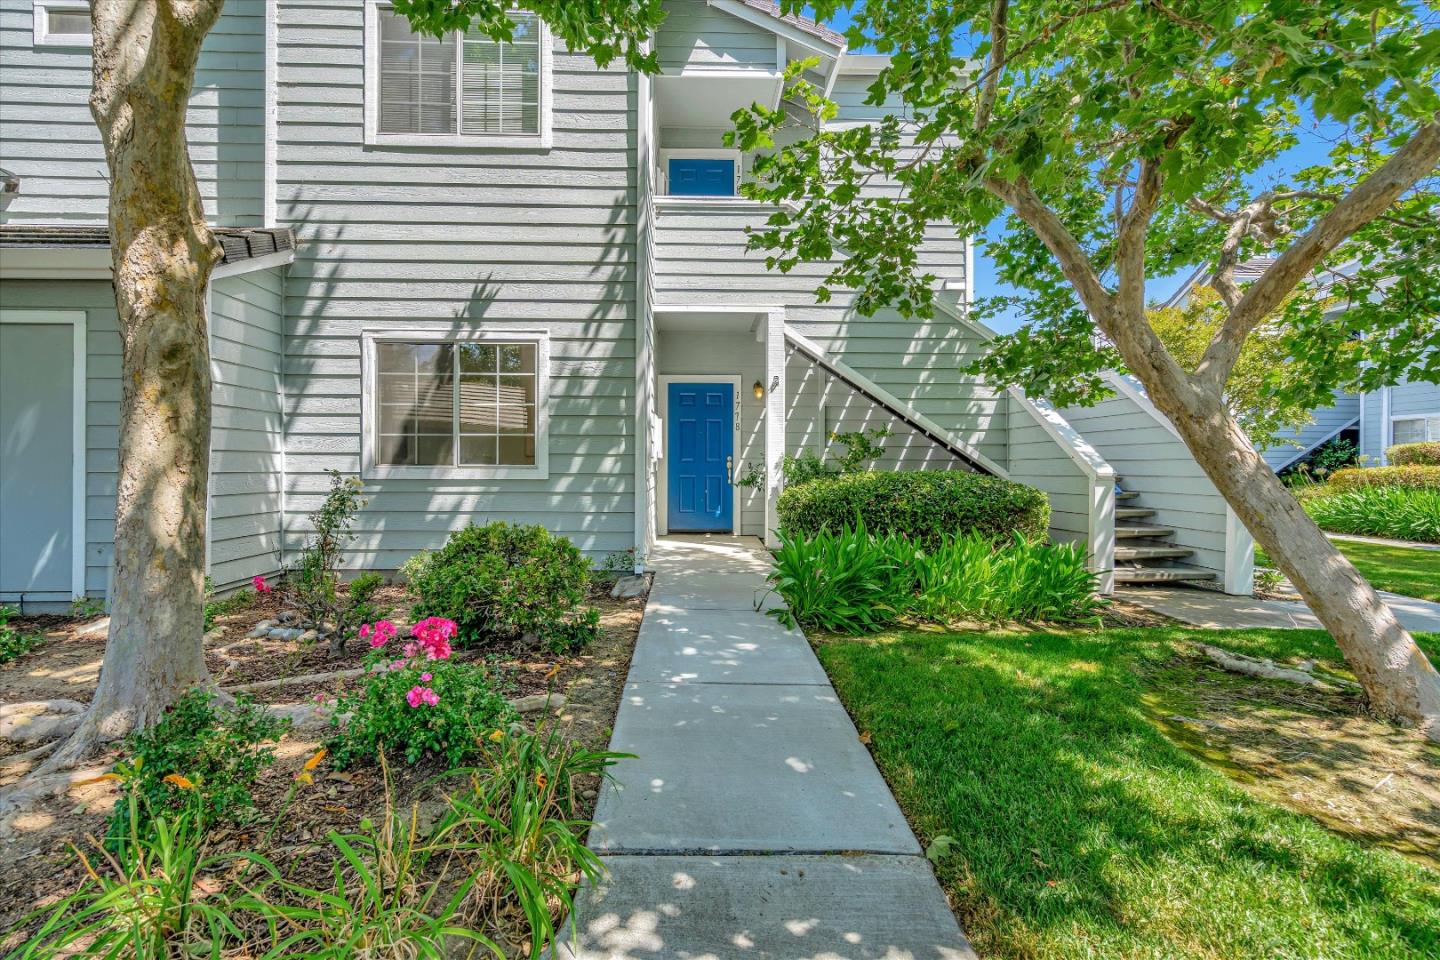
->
[658,148,742,196]
[0,309,87,603]
[1391,412,1440,445]
[361,327,551,481]
[363,0,553,150]
[33,0,89,47]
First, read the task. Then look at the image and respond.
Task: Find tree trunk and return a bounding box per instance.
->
[1127,357,1440,741]
[47,0,225,761]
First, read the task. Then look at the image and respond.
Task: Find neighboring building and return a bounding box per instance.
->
[0,0,1255,608]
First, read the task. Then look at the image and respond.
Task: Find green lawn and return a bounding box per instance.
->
[817,625,1440,960]
[1256,538,1440,602]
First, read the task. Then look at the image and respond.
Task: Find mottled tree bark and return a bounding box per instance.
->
[41,0,225,767]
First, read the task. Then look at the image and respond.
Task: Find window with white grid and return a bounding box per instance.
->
[1391,414,1440,446]
[365,334,549,478]
[367,3,550,147]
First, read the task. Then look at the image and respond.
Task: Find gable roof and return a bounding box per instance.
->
[706,0,846,50]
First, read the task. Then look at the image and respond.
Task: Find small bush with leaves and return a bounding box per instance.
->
[105,689,289,847]
[1388,441,1440,467]
[286,471,383,655]
[0,604,45,664]
[202,576,254,631]
[1303,485,1440,544]
[398,548,433,586]
[778,470,1051,548]
[1327,464,1440,491]
[780,427,891,488]
[329,617,515,769]
[411,521,591,648]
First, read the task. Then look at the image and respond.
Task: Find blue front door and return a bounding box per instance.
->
[668,157,735,196]
[667,383,734,532]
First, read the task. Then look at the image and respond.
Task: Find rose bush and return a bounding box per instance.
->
[328,617,515,769]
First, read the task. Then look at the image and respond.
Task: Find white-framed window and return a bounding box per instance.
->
[33,0,90,47]
[1391,413,1440,446]
[363,1,553,149]
[361,330,550,480]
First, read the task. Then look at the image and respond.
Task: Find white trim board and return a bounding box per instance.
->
[359,326,552,481]
[0,309,87,603]
[211,248,295,279]
[655,374,744,538]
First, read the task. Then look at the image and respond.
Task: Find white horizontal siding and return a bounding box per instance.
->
[276,0,638,567]
[657,0,778,73]
[208,267,286,590]
[653,200,998,463]
[0,0,264,225]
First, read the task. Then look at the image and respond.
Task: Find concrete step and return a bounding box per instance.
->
[1115,490,1140,501]
[1115,524,1177,539]
[1114,565,1217,584]
[1115,507,1156,520]
[1115,544,1194,561]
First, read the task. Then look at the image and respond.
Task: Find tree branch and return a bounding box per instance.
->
[983,175,1115,319]
[975,0,1008,133]
[1195,119,1440,391]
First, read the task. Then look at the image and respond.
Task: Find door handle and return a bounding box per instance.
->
[726,455,734,480]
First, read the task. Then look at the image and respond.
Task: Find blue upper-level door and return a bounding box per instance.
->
[667,383,734,533]
[668,157,736,197]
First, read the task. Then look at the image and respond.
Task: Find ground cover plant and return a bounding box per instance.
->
[410,521,593,651]
[817,624,1440,960]
[768,520,1102,633]
[1258,541,1440,603]
[1302,486,1440,544]
[777,470,1050,547]
[0,603,45,664]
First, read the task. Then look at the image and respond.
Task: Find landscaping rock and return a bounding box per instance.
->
[511,692,566,715]
[202,628,226,644]
[610,575,648,600]
[278,610,302,623]
[297,629,319,644]
[246,620,276,639]
[268,627,304,642]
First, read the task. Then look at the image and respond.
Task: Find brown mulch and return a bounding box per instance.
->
[0,576,648,942]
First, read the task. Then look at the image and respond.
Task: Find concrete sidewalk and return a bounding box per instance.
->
[1119,585,1440,633]
[557,536,976,960]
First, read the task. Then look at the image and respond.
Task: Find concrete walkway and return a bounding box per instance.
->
[1328,532,1440,552]
[557,536,976,960]
[1119,585,1440,633]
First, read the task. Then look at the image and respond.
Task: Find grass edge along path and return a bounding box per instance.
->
[1257,538,1440,602]
[816,625,1440,960]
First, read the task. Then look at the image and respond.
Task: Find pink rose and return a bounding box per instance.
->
[406,685,439,708]
[420,672,432,682]
[252,575,272,594]
[362,620,397,649]
[412,617,457,660]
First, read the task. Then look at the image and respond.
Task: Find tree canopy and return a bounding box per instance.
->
[730,0,1440,415]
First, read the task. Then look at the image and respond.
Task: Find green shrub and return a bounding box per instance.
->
[767,519,1103,634]
[411,521,591,648]
[1303,486,1440,543]
[106,689,289,847]
[1388,441,1440,466]
[0,604,45,664]
[777,470,1050,547]
[202,577,254,631]
[329,617,515,769]
[398,548,433,586]
[1328,464,1440,491]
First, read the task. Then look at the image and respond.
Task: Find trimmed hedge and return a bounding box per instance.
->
[1388,442,1440,467]
[777,470,1050,547]
[1328,465,1440,492]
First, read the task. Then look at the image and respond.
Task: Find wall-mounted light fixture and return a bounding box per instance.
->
[752,380,765,400]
